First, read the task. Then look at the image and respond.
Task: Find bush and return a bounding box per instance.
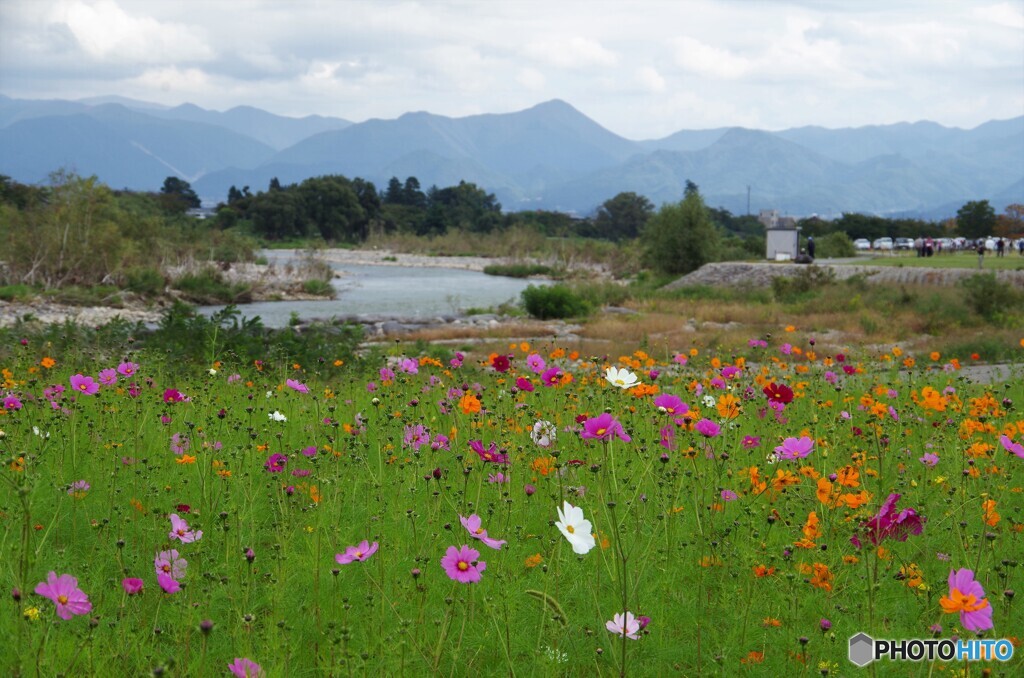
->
[301,279,335,297]
[814,232,856,259]
[0,284,35,301]
[174,268,253,304]
[482,263,554,278]
[124,266,165,296]
[771,266,836,302]
[958,273,1022,325]
[521,284,592,319]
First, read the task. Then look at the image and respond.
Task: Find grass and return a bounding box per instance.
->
[845,251,1024,270]
[1,317,1022,675]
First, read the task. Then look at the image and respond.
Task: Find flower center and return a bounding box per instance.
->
[475,528,484,535]
[596,428,606,436]
[457,561,469,571]
[162,564,170,572]
[566,525,575,534]
[57,595,68,604]
[177,529,187,536]
[355,551,363,558]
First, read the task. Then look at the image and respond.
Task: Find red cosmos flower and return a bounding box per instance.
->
[763,382,794,404]
[491,354,511,373]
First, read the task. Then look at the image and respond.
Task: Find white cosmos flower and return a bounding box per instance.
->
[268,411,287,422]
[605,366,639,389]
[555,501,596,555]
[702,395,716,408]
[531,420,557,448]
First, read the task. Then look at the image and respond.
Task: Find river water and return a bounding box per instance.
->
[198,257,545,328]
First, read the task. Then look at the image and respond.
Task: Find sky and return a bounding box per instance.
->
[1,0,1022,140]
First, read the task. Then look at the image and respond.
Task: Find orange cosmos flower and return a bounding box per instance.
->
[459,393,481,414]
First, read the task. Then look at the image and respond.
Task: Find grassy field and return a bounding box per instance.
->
[1,325,1022,675]
[847,251,1024,270]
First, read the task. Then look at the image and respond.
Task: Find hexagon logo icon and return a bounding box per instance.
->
[849,632,874,667]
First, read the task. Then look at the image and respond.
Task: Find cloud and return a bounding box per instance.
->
[975,2,1024,29]
[523,37,618,69]
[635,66,666,93]
[672,37,750,79]
[50,0,213,63]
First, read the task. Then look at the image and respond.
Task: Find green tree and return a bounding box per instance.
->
[160,176,200,211]
[593,192,654,241]
[956,200,996,239]
[642,184,720,275]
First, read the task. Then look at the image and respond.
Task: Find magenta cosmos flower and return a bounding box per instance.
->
[228,658,263,677]
[162,388,185,403]
[459,514,506,550]
[652,394,688,416]
[122,578,144,595]
[97,368,117,386]
[580,413,631,442]
[34,572,92,620]
[469,440,510,464]
[157,573,180,594]
[694,419,720,438]
[335,540,379,564]
[285,378,309,393]
[850,493,925,548]
[940,568,993,633]
[168,513,202,543]
[526,353,546,374]
[441,545,486,583]
[774,436,814,460]
[515,376,534,392]
[3,395,22,410]
[117,361,140,376]
[999,435,1024,459]
[69,374,99,396]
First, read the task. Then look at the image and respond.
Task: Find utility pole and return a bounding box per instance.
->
[746,185,751,215]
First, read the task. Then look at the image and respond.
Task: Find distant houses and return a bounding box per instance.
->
[760,209,799,260]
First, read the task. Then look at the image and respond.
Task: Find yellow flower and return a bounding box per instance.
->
[23,607,40,621]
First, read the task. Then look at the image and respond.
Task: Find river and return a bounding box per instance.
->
[197,256,546,328]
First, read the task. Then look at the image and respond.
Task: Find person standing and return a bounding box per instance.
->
[807,236,815,259]
[977,241,986,269]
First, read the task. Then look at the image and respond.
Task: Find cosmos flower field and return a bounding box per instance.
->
[1,334,1022,676]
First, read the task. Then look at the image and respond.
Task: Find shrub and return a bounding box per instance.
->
[301,279,335,297]
[814,232,856,259]
[482,263,554,278]
[771,265,836,302]
[958,273,1022,325]
[0,284,35,301]
[174,268,253,304]
[124,266,165,296]
[521,284,591,319]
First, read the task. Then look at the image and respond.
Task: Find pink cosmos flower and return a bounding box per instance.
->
[285,378,309,393]
[430,434,451,451]
[403,424,431,452]
[741,435,761,449]
[154,549,187,579]
[659,426,675,450]
[721,489,738,501]
[460,514,507,550]
[69,374,99,395]
[526,353,546,374]
[3,395,23,410]
[301,445,317,458]
[919,452,939,467]
[999,435,1024,459]
[228,658,263,677]
[850,493,925,548]
[168,513,202,543]
[441,544,486,584]
[117,361,139,376]
[774,436,814,460]
[157,573,180,594]
[122,578,144,595]
[673,353,688,365]
[67,480,90,497]
[721,366,741,379]
[97,368,117,386]
[940,568,993,633]
[606,611,641,640]
[487,472,509,484]
[515,376,534,392]
[653,394,688,415]
[34,572,92,620]
[580,413,631,442]
[694,419,720,438]
[379,367,395,382]
[335,540,379,564]
[399,358,418,374]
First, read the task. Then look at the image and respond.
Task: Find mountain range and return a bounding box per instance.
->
[0,94,1020,219]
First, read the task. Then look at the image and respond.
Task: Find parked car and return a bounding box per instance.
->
[872,237,894,250]
[894,238,915,250]
[854,238,871,251]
